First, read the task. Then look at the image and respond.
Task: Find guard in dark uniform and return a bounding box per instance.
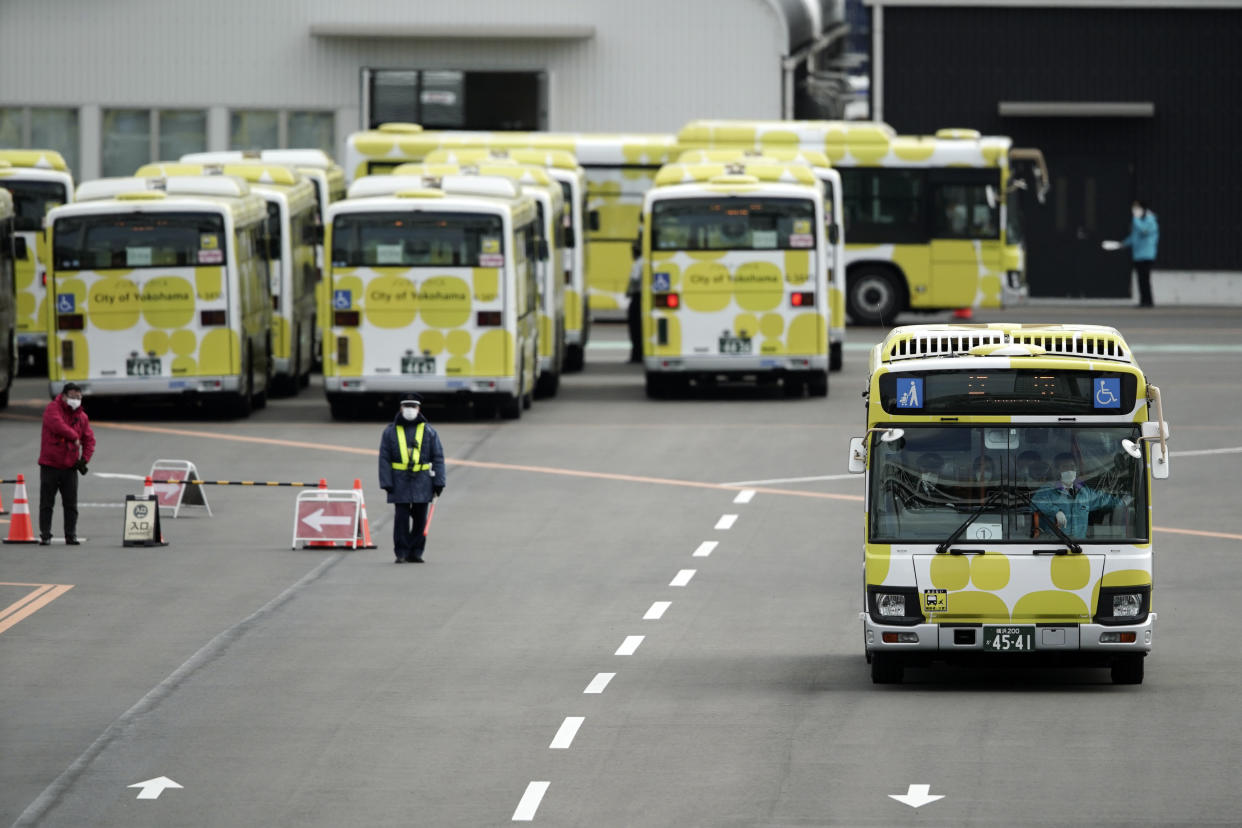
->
[377,395,446,563]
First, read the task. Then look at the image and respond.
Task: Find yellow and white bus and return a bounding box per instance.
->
[344,123,679,319]
[323,174,540,419]
[425,147,591,372]
[46,175,273,415]
[848,323,1169,684]
[641,161,832,398]
[676,147,846,371]
[677,120,1048,326]
[181,149,345,226]
[0,189,17,408]
[0,150,75,375]
[394,160,564,398]
[138,162,320,392]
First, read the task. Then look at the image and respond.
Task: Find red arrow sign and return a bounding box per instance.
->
[296,499,357,540]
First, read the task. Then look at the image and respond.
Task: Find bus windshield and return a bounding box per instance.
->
[53,212,226,269]
[869,425,1147,543]
[3,180,69,231]
[331,212,503,268]
[651,197,816,252]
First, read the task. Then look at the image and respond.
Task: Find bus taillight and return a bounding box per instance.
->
[476,311,502,326]
[57,314,84,330]
[654,292,680,309]
[200,310,226,326]
[790,291,814,307]
[333,310,360,326]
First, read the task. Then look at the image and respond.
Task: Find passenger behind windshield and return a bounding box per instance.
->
[1031,452,1134,539]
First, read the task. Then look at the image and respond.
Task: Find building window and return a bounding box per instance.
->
[288,111,335,154]
[362,69,545,131]
[101,109,150,178]
[0,107,80,174]
[158,109,207,161]
[230,110,279,151]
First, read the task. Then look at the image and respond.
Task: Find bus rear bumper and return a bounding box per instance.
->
[324,375,518,395]
[50,376,242,396]
[644,355,828,374]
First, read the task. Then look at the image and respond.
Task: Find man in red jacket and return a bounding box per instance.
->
[39,382,95,545]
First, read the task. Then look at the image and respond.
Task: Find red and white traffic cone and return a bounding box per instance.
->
[142,476,168,545]
[306,478,336,548]
[3,474,38,544]
[352,478,377,549]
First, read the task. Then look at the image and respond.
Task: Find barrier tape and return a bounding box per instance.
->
[153,480,321,487]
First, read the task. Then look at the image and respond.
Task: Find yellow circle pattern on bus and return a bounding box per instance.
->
[88,275,141,330]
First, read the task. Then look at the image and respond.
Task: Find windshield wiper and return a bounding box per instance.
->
[935,488,1008,554]
[1011,488,1082,555]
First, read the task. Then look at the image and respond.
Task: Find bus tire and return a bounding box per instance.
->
[535,369,559,399]
[830,341,843,371]
[253,337,272,409]
[230,362,254,418]
[500,393,522,420]
[808,370,829,398]
[870,652,904,684]
[327,394,353,421]
[645,372,671,399]
[1111,654,1144,685]
[847,265,905,327]
[564,344,584,372]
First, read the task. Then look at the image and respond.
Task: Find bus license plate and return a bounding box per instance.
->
[401,356,436,375]
[983,625,1035,652]
[718,335,753,355]
[126,357,162,377]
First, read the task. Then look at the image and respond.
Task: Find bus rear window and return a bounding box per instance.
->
[651,197,816,252]
[2,180,69,231]
[332,212,504,267]
[53,212,227,270]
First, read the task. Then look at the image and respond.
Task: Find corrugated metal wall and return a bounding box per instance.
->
[880,6,1242,275]
[0,0,790,162]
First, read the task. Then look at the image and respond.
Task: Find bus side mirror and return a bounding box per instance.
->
[827,223,840,245]
[848,437,866,473]
[588,209,601,231]
[1142,421,1171,479]
[564,226,576,248]
[14,236,28,260]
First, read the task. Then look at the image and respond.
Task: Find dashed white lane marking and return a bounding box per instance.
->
[693,541,718,557]
[512,781,550,822]
[549,716,585,749]
[670,569,696,587]
[644,601,671,620]
[615,635,644,655]
[584,672,615,694]
[733,489,756,504]
[715,514,738,530]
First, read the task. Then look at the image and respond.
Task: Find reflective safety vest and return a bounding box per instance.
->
[392,421,431,472]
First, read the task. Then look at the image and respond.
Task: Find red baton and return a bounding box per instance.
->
[423,503,436,537]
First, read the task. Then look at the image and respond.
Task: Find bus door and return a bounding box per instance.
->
[584,166,654,314]
[927,169,1003,308]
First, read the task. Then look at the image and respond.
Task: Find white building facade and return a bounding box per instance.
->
[0,0,844,180]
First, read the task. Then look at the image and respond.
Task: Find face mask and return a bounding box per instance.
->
[1132,207,1144,218]
[66,397,81,410]
[920,472,938,486]
[401,407,418,421]
[1060,470,1077,486]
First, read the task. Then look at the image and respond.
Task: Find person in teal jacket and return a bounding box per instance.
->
[1104,200,1159,307]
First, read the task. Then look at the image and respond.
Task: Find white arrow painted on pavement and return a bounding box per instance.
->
[301,508,352,533]
[889,784,944,808]
[129,776,183,800]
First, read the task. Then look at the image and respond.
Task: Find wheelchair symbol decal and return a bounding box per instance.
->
[1094,377,1121,409]
[651,271,671,292]
[332,290,352,310]
[56,293,75,313]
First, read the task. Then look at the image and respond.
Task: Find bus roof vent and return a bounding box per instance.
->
[883,328,1008,361]
[935,128,982,140]
[441,174,522,200]
[347,175,435,199]
[116,190,167,201]
[163,175,250,198]
[1009,329,1132,362]
[396,189,445,199]
[378,122,423,134]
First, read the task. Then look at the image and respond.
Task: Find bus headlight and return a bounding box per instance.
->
[1094,585,1150,625]
[1112,594,1143,618]
[876,594,906,617]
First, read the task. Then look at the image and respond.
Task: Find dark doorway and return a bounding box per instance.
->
[1024,154,1134,298]
[364,69,546,132]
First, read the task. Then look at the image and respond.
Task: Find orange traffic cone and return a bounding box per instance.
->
[141,476,169,545]
[3,474,38,544]
[352,478,377,549]
[952,307,974,320]
[306,478,337,547]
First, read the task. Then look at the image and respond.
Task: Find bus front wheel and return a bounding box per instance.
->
[870,652,904,684]
[847,266,904,327]
[1111,654,1144,685]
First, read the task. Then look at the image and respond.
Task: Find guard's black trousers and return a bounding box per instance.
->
[39,464,79,541]
[1134,260,1154,307]
[393,502,430,560]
